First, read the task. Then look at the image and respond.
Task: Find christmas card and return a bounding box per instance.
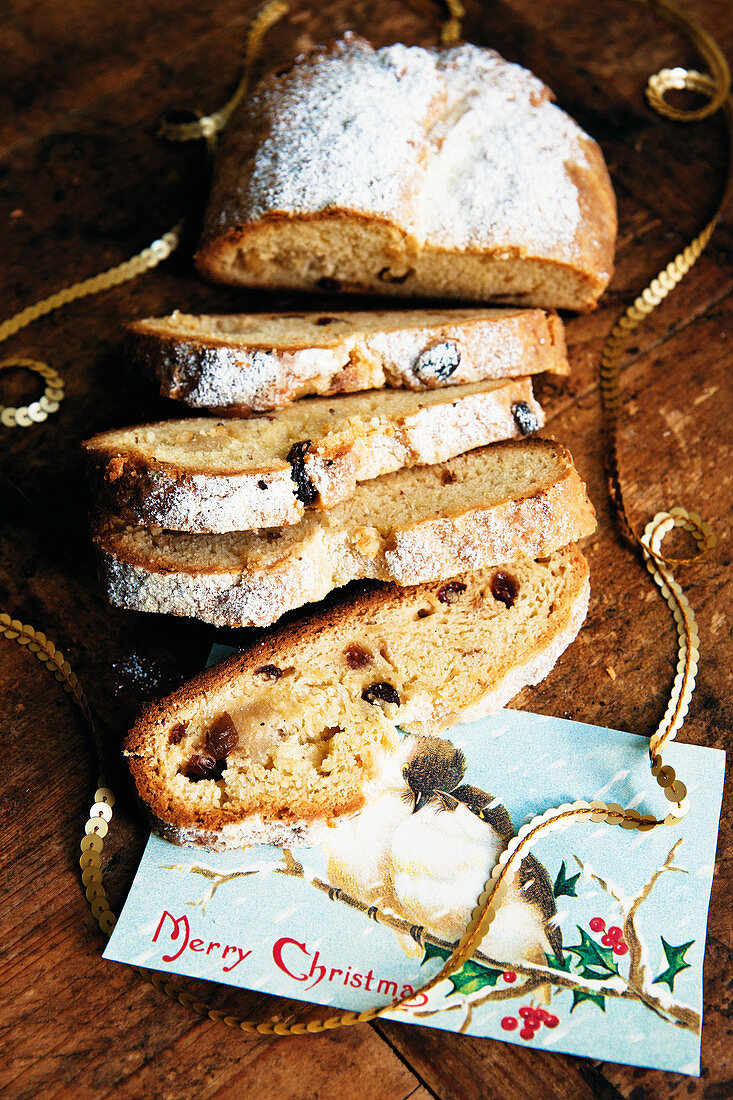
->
[105,649,724,1075]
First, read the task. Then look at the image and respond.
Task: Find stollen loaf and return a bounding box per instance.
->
[197,36,616,311]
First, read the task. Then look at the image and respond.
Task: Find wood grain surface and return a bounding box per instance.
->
[1,1,731,1097]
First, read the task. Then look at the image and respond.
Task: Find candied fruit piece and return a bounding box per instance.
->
[413,341,461,381]
[254,664,284,680]
[511,400,539,435]
[287,440,318,505]
[184,753,219,781]
[377,266,413,284]
[168,722,187,745]
[344,643,372,669]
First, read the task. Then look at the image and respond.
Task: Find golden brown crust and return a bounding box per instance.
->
[566,136,618,308]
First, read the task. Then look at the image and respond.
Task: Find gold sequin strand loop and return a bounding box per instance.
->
[0,0,292,428]
[0,226,181,430]
[0,358,64,428]
[602,0,732,564]
[158,0,290,150]
[440,0,465,45]
[157,0,464,147]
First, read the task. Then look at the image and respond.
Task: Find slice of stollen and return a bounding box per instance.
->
[125,544,590,850]
[94,439,596,628]
[129,307,568,413]
[83,378,544,533]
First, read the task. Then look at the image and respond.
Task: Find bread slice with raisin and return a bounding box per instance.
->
[94,439,596,628]
[126,544,590,849]
[83,378,544,533]
[129,306,568,413]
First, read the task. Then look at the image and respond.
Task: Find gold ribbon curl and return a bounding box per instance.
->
[1,0,730,1036]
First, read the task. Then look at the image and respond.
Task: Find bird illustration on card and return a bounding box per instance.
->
[160,732,702,1038]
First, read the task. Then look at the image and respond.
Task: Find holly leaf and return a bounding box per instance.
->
[566,926,619,977]
[652,937,694,991]
[571,987,606,1013]
[578,967,612,982]
[422,942,451,965]
[553,860,580,898]
[545,951,573,973]
[446,959,503,996]
[421,943,502,995]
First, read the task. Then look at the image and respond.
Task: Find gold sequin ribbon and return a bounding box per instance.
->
[1,0,730,1035]
[0,229,181,428]
[0,0,296,428]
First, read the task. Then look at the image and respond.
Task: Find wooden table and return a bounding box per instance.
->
[1,1,730,1096]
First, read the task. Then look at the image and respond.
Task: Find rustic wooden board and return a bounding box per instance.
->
[0,1,730,1097]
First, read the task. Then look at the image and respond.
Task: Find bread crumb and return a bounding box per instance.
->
[350,525,382,557]
[606,666,616,681]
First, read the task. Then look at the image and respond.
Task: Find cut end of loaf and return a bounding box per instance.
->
[125,545,590,849]
[196,37,616,312]
[196,216,611,312]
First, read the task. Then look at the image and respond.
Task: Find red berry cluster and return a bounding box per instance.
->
[501,1005,559,1039]
[589,916,628,955]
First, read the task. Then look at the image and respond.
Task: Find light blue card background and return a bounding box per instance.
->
[106,649,724,1076]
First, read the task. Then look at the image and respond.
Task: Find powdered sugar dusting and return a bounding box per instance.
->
[228,35,588,259]
[243,36,440,223]
[423,45,588,253]
[163,815,330,850]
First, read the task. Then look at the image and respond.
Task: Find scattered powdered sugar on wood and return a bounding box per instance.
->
[111,652,179,700]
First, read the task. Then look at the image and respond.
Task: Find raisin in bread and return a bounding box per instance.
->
[94,439,596,628]
[129,307,568,413]
[196,37,616,311]
[84,378,544,533]
[126,544,590,849]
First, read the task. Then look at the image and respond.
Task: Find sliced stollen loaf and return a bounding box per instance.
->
[94,439,596,628]
[129,307,568,413]
[126,544,590,849]
[83,378,544,533]
[196,36,616,311]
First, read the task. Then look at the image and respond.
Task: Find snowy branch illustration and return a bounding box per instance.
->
[426,839,700,1034]
[165,837,700,1033]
